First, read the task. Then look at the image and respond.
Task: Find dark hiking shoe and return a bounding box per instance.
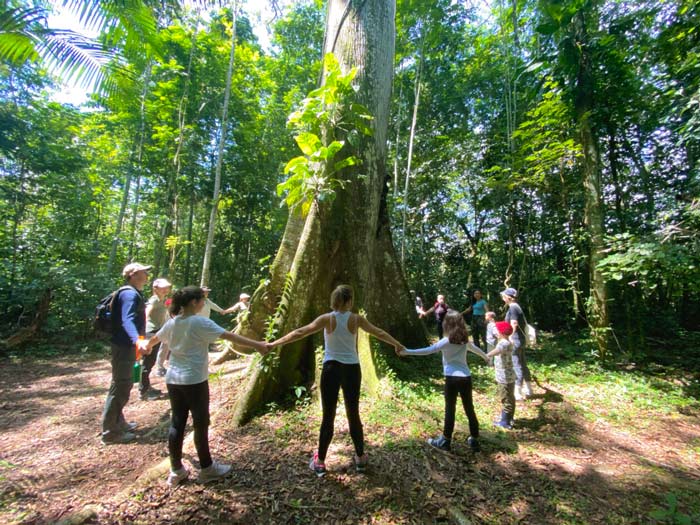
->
[101,431,135,445]
[309,453,327,477]
[119,421,138,432]
[494,411,513,430]
[353,453,369,473]
[139,388,163,401]
[467,436,481,452]
[427,435,451,451]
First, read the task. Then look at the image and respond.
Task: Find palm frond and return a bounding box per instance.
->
[37,29,129,94]
[0,5,45,64]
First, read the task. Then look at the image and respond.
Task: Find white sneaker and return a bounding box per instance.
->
[167,467,189,487]
[198,461,232,483]
[522,381,533,398]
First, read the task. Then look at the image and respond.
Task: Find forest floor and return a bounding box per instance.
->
[1,334,699,525]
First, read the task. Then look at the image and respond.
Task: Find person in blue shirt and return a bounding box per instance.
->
[397,310,488,452]
[461,289,489,350]
[100,262,151,445]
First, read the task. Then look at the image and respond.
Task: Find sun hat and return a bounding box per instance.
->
[153,278,172,288]
[501,287,517,298]
[202,286,211,292]
[122,262,152,278]
[495,321,513,336]
[239,293,251,300]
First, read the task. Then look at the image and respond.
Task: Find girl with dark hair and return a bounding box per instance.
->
[397,310,488,452]
[269,284,404,477]
[144,286,269,486]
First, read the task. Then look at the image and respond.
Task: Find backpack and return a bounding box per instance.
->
[94,286,133,336]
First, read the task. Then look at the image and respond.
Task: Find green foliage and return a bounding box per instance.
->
[599,200,700,290]
[649,493,699,525]
[277,52,373,215]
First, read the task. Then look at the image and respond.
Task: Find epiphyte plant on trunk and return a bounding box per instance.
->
[277,52,374,217]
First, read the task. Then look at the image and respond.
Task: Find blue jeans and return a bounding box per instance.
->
[511,340,531,387]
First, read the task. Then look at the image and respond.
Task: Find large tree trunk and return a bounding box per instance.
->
[227,0,425,427]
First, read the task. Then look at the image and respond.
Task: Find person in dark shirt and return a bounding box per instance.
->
[420,294,451,338]
[501,287,533,400]
[100,262,151,444]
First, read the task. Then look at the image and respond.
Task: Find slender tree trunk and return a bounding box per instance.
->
[400,34,424,266]
[392,77,404,198]
[201,2,237,287]
[573,10,609,357]
[228,0,425,427]
[108,63,152,274]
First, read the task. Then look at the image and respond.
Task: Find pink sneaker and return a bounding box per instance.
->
[309,452,326,477]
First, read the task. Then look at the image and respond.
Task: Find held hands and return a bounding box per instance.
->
[394,344,407,357]
[137,338,151,355]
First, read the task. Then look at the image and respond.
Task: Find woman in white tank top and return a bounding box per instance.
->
[270,285,404,477]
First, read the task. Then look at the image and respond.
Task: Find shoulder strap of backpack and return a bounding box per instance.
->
[109,285,137,309]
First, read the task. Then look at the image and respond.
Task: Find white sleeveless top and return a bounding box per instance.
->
[323,311,359,364]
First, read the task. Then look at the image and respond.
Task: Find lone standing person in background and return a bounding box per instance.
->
[101,262,151,444]
[462,289,488,350]
[420,294,451,338]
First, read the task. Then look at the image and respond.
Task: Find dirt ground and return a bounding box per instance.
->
[1,349,699,524]
[0,348,249,524]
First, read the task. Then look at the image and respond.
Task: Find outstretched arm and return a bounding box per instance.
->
[220,331,268,355]
[270,314,329,348]
[467,342,488,362]
[356,316,403,350]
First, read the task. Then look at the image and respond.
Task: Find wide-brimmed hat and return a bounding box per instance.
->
[122,262,152,278]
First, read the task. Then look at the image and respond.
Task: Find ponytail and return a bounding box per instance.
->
[169,285,204,315]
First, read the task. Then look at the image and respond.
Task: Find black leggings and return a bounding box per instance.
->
[443,375,479,440]
[318,360,363,461]
[167,381,212,470]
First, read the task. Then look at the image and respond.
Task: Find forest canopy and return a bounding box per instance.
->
[0,0,698,359]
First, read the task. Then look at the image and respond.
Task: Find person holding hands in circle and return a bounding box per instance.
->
[269,284,404,477]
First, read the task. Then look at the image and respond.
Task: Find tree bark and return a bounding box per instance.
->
[573,10,609,357]
[227,0,426,427]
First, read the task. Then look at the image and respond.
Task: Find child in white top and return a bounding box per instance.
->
[143,286,269,486]
[269,285,403,477]
[485,311,497,353]
[485,321,516,430]
[398,310,488,452]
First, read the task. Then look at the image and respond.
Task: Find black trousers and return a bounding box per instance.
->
[443,375,479,440]
[167,381,212,470]
[471,315,486,350]
[318,360,363,461]
[139,341,159,394]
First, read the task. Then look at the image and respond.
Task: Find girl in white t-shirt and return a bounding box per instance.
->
[269,285,404,477]
[143,286,269,486]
